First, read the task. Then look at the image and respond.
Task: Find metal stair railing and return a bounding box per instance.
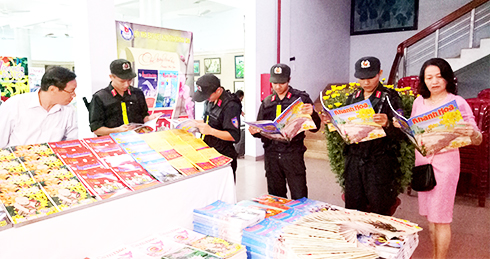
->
[388,0,490,84]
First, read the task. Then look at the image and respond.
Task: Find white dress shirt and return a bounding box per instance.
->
[0,92,78,148]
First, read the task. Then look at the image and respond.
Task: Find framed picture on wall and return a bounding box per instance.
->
[350,0,418,35]
[204,58,221,74]
[234,81,244,93]
[235,55,244,79]
[194,60,200,76]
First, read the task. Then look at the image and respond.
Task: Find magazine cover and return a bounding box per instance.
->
[75,168,132,200]
[161,246,220,259]
[83,136,127,158]
[245,97,317,141]
[30,166,96,209]
[167,156,201,176]
[190,236,245,258]
[0,179,59,224]
[139,159,183,182]
[387,98,471,156]
[197,148,233,168]
[235,200,285,218]
[252,194,292,210]
[321,93,386,144]
[167,119,200,134]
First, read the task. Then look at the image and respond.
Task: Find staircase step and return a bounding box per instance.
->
[447,37,490,71]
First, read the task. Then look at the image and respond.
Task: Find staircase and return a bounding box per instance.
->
[446,38,490,71]
[388,0,490,85]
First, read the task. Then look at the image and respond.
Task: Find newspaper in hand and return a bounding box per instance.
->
[320,92,386,144]
[245,97,317,142]
[387,98,471,156]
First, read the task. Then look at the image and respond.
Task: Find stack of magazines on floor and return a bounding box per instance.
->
[88,227,247,259]
[196,195,422,259]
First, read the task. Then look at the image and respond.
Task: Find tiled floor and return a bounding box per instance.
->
[235,157,490,259]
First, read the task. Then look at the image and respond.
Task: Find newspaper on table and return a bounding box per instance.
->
[245,97,316,142]
[387,98,471,156]
[320,92,386,144]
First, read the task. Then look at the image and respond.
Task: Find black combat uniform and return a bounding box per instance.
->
[203,88,242,179]
[254,86,321,199]
[343,82,405,216]
[89,83,149,133]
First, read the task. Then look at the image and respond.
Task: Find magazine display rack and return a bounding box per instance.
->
[0,130,236,258]
[0,165,235,258]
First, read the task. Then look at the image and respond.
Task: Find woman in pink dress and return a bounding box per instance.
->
[404,58,482,259]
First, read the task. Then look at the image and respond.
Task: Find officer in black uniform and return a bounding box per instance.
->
[193,74,242,180]
[89,59,161,136]
[249,64,321,199]
[343,56,405,216]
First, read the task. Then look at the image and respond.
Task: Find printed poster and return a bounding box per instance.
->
[0,56,29,99]
[137,69,158,109]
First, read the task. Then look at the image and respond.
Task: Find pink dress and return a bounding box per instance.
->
[411,93,478,223]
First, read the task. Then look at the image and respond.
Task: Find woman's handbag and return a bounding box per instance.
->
[411,163,436,192]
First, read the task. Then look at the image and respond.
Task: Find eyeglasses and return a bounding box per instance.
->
[63,89,76,96]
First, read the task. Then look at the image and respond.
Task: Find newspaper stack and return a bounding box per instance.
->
[279,209,422,259]
[193,200,266,244]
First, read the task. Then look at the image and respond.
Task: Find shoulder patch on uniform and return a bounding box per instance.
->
[231,116,239,128]
[355,91,361,98]
[286,92,292,99]
[376,91,381,98]
[271,95,276,102]
[111,89,117,97]
[217,99,222,107]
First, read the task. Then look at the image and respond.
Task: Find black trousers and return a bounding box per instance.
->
[264,152,307,200]
[344,154,397,216]
[231,158,237,182]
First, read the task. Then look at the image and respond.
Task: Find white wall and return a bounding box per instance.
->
[282,0,351,99]
[243,0,277,159]
[349,0,472,82]
[161,8,245,53]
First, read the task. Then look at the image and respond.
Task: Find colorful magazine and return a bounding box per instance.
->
[167,119,200,134]
[190,236,245,258]
[387,98,471,156]
[245,97,317,141]
[321,92,386,144]
[197,148,233,168]
[235,200,286,218]
[252,194,292,210]
[161,246,220,259]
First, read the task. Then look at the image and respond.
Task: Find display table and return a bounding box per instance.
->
[0,166,235,259]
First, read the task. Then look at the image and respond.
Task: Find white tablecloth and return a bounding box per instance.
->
[0,166,236,259]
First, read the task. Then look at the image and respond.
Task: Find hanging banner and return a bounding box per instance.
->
[0,57,29,100]
[115,21,194,120]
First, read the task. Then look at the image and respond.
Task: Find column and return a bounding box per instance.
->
[72,0,118,139]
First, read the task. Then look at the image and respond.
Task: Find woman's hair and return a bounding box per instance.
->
[418,58,457,98]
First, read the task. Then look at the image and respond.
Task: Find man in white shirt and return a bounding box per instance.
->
[0,66,78,148]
